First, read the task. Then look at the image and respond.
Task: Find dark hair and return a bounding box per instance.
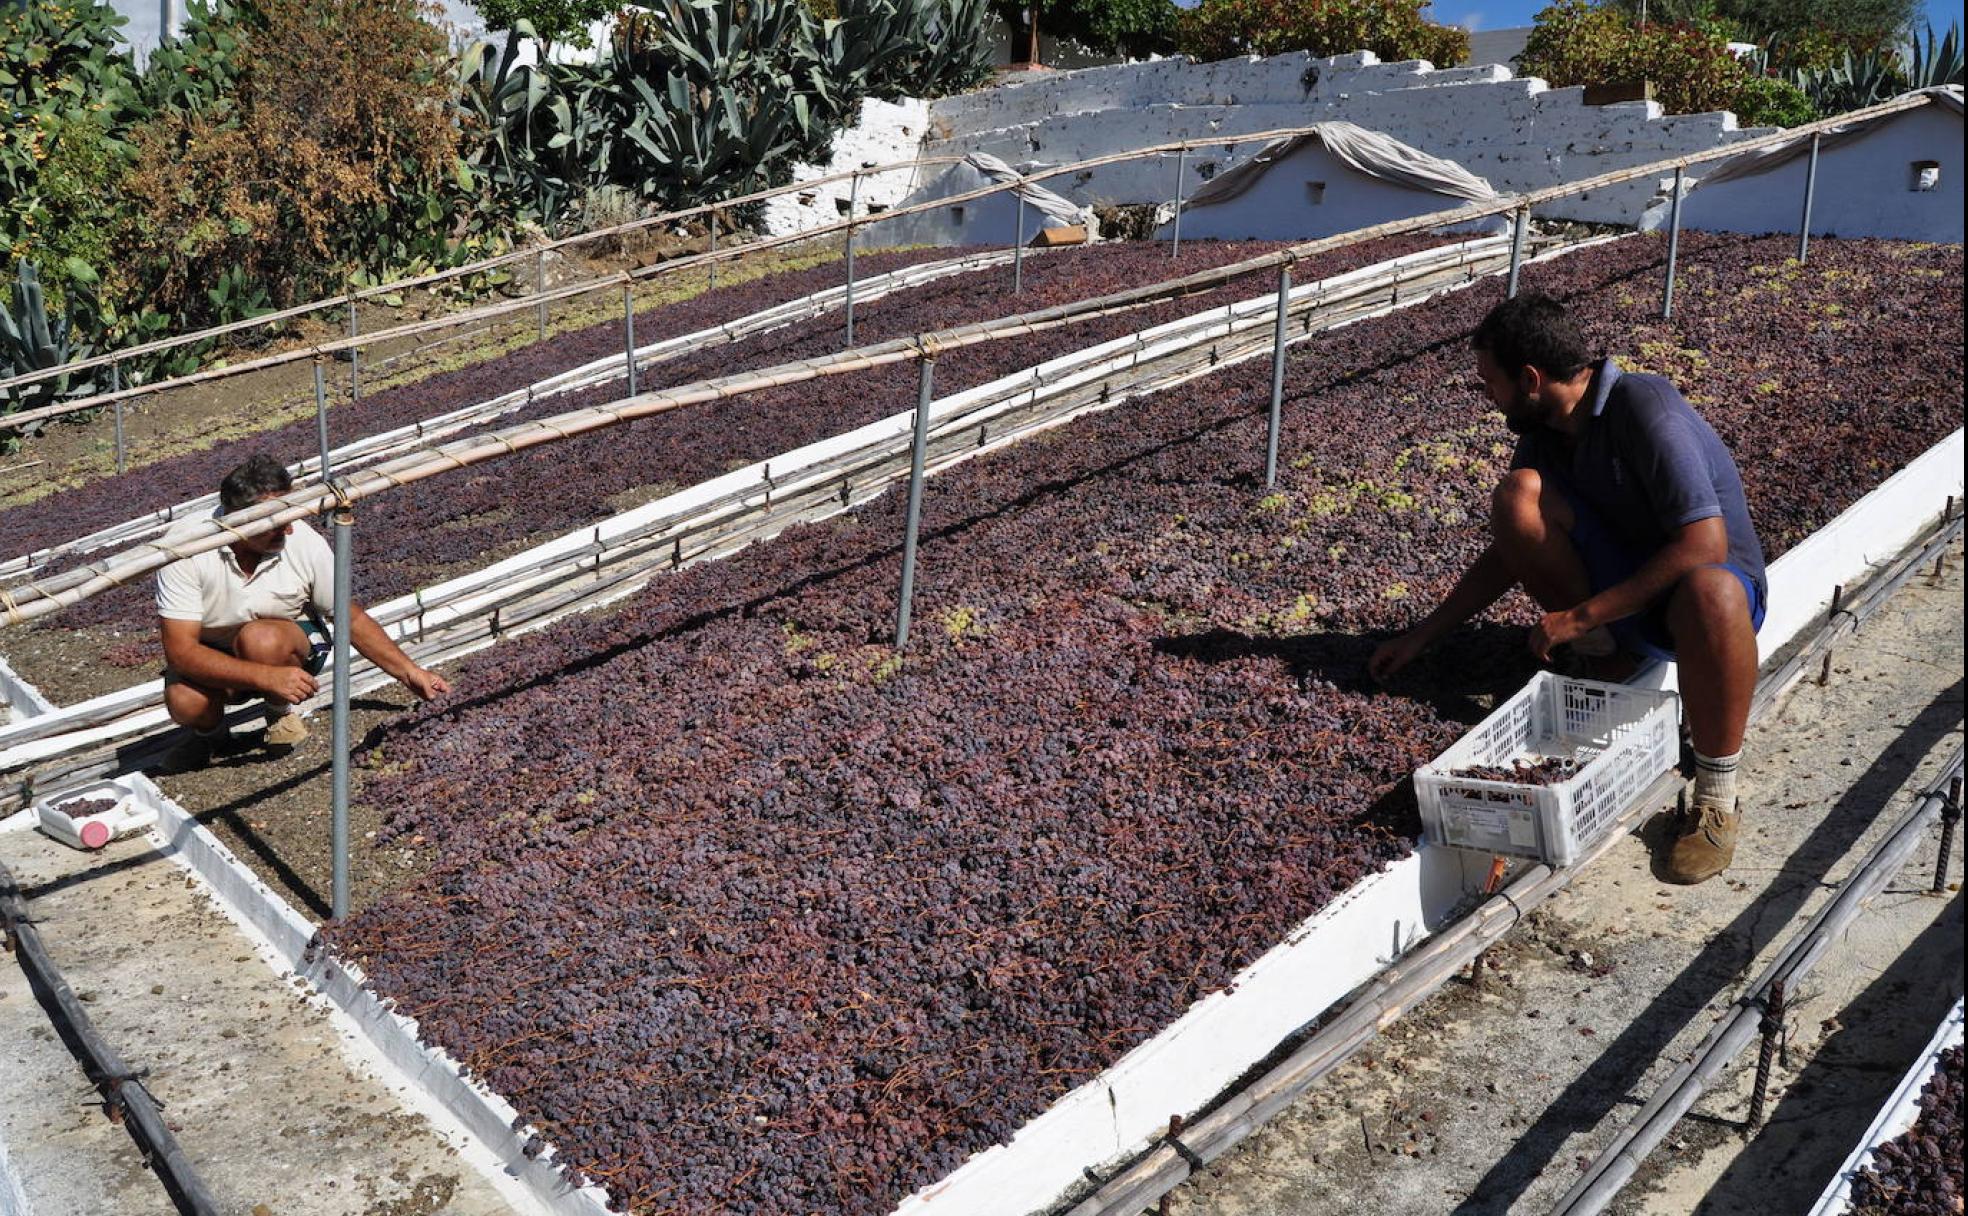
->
[1471,292,1593,381]
[219,454,293,514]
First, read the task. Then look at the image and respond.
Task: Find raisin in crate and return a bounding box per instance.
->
[1416,673,1680,866]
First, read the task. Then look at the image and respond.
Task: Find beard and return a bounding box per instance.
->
[1501,387,1547,436]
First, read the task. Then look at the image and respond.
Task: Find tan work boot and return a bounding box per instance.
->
[1662,797,1740,885]
[263,712,309,748]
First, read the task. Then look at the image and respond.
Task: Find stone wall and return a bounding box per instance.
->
[887,51,1772,244]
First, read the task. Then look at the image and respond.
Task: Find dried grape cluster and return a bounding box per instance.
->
[52,796,118,818]
[1450,756,1578,785]
[1851,1044,1965,1216]
[314,234,1959,1214]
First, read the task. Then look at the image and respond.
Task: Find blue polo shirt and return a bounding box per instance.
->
[1511,358,1766,596]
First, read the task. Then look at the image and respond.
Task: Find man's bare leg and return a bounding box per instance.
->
[164,679,226,731]
[232,618,311,716]
[1489,468,1591,614]
[1664,565,1758,759]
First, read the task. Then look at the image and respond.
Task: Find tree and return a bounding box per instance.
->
[1175,0,1469,67]
[991,0,1180,66]
[476,0,619,58]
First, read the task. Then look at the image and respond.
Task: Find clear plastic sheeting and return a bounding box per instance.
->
[1180,122,1501,212]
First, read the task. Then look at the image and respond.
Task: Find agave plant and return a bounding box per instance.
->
[0,262,99,433]
[457,22,580,223]
[1904,22,1964,90]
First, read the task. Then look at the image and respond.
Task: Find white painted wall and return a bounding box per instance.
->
[909,51,1777,234]
[1678,105,1963,242]
[758,99,934,239]
[1152,144,1509,242]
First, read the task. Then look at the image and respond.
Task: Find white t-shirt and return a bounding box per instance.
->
[154,517,339,649]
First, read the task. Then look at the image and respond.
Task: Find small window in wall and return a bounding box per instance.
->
[950,205,965,224]
[1306,181,1327,204]
[1911,160,1941,191]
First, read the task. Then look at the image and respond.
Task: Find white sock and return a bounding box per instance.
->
[1572,625,1618,657]
[1693,748,1741,808]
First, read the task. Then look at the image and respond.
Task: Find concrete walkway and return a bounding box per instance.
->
[0,825,518,1216]
[1170,541,1965,1216]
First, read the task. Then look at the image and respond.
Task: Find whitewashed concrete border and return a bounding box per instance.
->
[1808,999,1965,1216]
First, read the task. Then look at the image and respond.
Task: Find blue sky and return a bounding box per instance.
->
[1426,0,1964,34]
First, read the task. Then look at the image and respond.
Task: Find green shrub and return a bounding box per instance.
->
[1731,73,1815,126]
[1175,0,1469,67]
[119,0,467,325]
[1520,0,1806,121]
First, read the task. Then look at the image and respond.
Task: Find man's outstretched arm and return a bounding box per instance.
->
[1369,544,1515,682]
[345,604,451,701]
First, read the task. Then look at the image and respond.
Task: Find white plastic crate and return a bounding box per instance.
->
[1416,673,1680,866]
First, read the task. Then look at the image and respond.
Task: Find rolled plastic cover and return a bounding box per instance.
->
[1180,121,1501,213]
[962,152,1096,230]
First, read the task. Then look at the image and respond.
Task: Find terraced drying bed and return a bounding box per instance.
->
[8,238,1478,702]
[313,235,1961,1213]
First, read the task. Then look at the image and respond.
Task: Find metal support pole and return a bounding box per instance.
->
[535,248,548,340]
[1819,583,1845,686]
[1937,776,1963,894]
[110,362,125,474]
[312,359,332,480]
[1506,206,1530,298]
[1170,144,1188,261]
[1746,978,1786,1130]
[1662,165,1685,320]
[1797,133,1821,264]
[1263,264,1292,489]
[1012,190,1026,295]
[894,355,937,650]
[623,284,637,396]
[845,171,860,346]
[329,500,354,920]
[708,208,719,291]
[346,296,361,401]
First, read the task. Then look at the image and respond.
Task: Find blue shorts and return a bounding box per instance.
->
[1561,486,1766,664]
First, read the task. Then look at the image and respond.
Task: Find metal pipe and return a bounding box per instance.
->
[623,284,637,397]
[313,359,332,480]
[330,501,354,920]
[1551,748,1967,1216]
[346,295,360,401]
[708,209,719,291]
[845,171,860,346]
[1,861,222,1215]
[1012,190,1026,295]
[1798,133,1821,264]
[1506,207,1530,298]
[111,362,125,474]
[535,248,548,339]
[1170,144,1187,261]
[894,356,936,649]
[1938,775,1963,894]
[1662,165,1685,319]
[1263,265,1292,488]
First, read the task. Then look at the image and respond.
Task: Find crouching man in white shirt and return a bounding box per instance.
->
[154,454,450,771]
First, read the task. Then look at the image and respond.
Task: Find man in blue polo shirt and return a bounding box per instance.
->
[1370,292,1766,885]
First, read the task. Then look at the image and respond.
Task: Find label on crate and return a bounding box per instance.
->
[1448,803,1539,851]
